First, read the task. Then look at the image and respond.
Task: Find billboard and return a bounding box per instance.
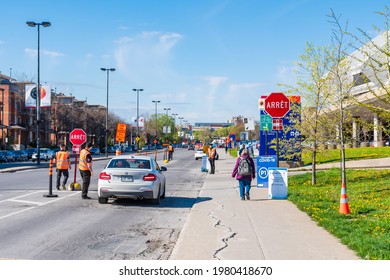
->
[25,85,51,108]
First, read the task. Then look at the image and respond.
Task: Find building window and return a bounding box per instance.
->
[353,72,370,87]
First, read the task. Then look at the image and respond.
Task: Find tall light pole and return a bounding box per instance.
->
[0,88,4,145]
[163,108,171,136]
[133,88,143,151]
[178,116,184,141]
[152,100,160,138]
[101,67,115,157]
[26,21,51,165]
[172,113,178,139]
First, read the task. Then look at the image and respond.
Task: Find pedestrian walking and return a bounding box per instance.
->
[232,148,256,200]
[208,144,217,174]
[78,142,93,199]
[55,144,71,190]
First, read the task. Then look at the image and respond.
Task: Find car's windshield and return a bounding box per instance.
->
[108,159,151,169]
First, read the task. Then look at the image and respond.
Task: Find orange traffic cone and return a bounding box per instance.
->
[339,183,350,214]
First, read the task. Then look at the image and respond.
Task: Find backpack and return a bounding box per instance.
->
[238,157,252,176]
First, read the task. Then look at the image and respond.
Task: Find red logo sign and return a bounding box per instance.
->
[272,119,283,130]
[69,128,87,146]
[265,92,290,118]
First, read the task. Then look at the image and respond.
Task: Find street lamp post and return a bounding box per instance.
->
[133,88,143,151]
[172,113,178,138]
[152,100,160,138]
[26,21,51,165]
[101,67,115,157]
[178,116,184,141]
[163,108,171,137]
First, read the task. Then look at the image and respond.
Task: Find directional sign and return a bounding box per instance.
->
[69,128,87,146]
[260,115,272,131]
[265,92,290,118]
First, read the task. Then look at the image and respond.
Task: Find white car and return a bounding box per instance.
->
[98,155,167,205]
[194,148,207,160]
[31,148,54,162]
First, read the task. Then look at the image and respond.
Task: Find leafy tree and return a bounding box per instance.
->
[286,42,334,184]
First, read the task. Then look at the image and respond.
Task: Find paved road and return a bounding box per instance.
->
[0,149,206,260]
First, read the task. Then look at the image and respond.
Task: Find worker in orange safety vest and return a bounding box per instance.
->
[78,142,93,199]
[55,143,71,190]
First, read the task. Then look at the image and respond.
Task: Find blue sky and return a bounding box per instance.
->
[0,0,389,125]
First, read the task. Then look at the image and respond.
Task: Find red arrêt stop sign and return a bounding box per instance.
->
[69,128,87,146]
[265,92,290,118]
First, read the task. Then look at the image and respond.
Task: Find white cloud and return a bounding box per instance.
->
[202,76,228,113]
[118,25,129,30]
[276,63,296,84]
[114,31,183,81]
[229,82,264,93]
[24,48,64,58]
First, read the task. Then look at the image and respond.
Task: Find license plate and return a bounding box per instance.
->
[121,176,133,182]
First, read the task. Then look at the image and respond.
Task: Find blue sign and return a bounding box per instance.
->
[259,96,301,162]
[256,155,277,188]
[228,133,237,149]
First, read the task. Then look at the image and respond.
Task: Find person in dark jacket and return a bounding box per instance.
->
[231,148,256,200]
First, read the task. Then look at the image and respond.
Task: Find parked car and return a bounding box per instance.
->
[141,145,150,151]
[0,151,9,163]
[104,146,116,154]
[25,148,37,160]
[90,147,100,155]
[124,146,133,153]
[32,148,54,162]
[52,147,61,153]
[0,151,16,162]
[194,148,207,160]
[98,155,167,205]
[12,150,28,161]
[188,144,194,150]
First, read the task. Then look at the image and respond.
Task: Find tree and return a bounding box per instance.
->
[326,9,355,200]
[287,42,334,184]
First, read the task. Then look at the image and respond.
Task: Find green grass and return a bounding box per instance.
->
[288,168,390,260]
[302,146,390,165]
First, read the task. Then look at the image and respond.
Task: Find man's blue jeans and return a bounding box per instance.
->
[239,179,251,198]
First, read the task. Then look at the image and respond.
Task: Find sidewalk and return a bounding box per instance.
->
[169,149,360,260]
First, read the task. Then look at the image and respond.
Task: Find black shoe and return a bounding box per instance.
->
[56,186,60,190]
[82,196,91,199]
[246,193,250,200]
[241,197,245,200]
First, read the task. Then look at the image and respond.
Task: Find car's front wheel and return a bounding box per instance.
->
[98,197,108,204]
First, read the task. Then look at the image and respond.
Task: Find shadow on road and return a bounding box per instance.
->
[110,196,212,208]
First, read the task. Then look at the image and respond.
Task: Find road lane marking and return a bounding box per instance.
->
[0,191,80,220]
[8,199,44,205]
[0,190,44,203]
